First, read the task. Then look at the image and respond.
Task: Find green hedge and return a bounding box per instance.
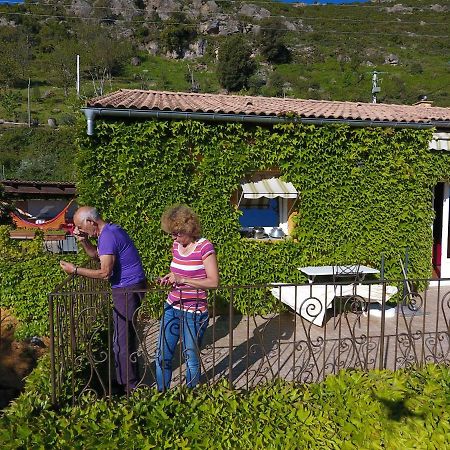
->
[76,119,450,311]
[0,226,83,338]
[1,358,449,449]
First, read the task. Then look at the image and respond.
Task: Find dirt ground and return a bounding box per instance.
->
[0,308,48,410]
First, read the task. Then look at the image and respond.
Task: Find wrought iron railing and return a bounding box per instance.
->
[49,275,450,406]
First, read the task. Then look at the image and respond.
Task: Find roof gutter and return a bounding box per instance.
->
[82,107,448,136]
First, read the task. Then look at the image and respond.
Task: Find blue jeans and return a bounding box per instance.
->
[156,303,209,391]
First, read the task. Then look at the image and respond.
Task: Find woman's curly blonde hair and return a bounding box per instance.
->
[161,204,201,239]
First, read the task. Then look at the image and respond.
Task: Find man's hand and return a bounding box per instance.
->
[73,229,88,242]
[60,260,76,275]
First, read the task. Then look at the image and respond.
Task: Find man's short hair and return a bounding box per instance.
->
[74,206,101,224]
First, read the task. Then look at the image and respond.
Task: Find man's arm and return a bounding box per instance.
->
[60,254,115,280]
[79,239,99,258]
[74,231,99,259]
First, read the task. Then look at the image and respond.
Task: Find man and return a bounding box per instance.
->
[60,206,146,394]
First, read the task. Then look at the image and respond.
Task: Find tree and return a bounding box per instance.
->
[76,25,133,96]
[0,27,31,87]
[0,186,12,225]
[217,35,256,92]
[0,127,77,182]
[48,39,79,97]
[262,71,287,98]
[161,12,197,58]
[257,18,291,65]
[0,88,21,121]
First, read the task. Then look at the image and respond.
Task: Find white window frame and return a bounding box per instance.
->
[237,177,297,235]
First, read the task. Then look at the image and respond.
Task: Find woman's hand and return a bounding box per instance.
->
[159,273,176,286]
[159,272,185,286]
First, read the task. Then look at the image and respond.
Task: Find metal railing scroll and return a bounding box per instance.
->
[49,276,450,406]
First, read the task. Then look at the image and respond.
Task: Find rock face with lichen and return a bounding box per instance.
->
[52,0,301,36]
[6,0,450,68]
[41,0,303,59]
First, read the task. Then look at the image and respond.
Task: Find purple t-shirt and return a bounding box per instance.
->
[97,223,145,288]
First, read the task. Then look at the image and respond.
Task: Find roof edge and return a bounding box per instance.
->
[82,107,447,136]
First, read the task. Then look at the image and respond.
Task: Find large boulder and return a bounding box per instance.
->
[69,0,93,17]
[131,56,142,66]
[200,19,221,35]
[385,4,413,13]
[384,53,399,65]
[142,41,160,56]
[218,19,242,36]
[145,0,182,21]
[238,4,271,20]
[110,0,141,20]
[184,39,208,59]
[430,4,448,12]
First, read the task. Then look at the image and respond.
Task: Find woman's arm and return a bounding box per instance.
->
[162,253,219,289]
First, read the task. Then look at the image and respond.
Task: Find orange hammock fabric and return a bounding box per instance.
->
[10,199,74,230]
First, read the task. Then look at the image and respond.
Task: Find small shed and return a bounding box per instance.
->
[1,179,78,252]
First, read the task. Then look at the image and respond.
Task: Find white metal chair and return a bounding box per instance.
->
[332,264,365,325]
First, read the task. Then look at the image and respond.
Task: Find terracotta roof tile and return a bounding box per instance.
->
[86,89,450,125]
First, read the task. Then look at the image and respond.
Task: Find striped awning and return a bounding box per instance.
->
[241,177,298,199]
[429,132,450,151]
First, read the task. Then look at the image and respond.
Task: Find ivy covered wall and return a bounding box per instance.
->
[76,119,450,308]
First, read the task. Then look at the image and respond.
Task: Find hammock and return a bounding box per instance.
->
[10,199,74,231]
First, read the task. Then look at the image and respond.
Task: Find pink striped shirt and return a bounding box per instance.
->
[167,238,215,313]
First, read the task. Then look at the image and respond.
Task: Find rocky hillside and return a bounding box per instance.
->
[0,0,449,108]
[0,0,448,182]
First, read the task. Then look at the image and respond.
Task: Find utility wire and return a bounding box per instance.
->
[0,11,447,38]
[19,0,448,10]
[1,5,447,27]
[8,1,448,26]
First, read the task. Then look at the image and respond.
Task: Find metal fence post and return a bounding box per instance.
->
[49,293,57,407]
[228,288,234,390]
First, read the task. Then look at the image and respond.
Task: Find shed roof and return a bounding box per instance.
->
[1,179,76,197]
[86,89,450,126]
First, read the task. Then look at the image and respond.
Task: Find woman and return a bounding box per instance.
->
[156,204,219,390]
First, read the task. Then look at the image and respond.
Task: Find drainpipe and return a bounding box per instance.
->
[82,107,447,136]
[84,108,96,136]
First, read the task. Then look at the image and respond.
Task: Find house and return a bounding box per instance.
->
[80,89,450,282]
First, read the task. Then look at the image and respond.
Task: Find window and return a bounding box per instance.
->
[237,177,297,235]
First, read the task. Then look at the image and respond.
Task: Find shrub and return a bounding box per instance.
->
[217,34,256,92]
[0,226,83,338]
[1,361,449,449]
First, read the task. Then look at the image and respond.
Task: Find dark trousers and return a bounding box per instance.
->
[112,280,146,392]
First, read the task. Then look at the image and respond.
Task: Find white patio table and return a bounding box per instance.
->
[299,265,380,283]
[270,283,398,327]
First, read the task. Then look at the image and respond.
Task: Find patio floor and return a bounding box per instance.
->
[136,285,450,390]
